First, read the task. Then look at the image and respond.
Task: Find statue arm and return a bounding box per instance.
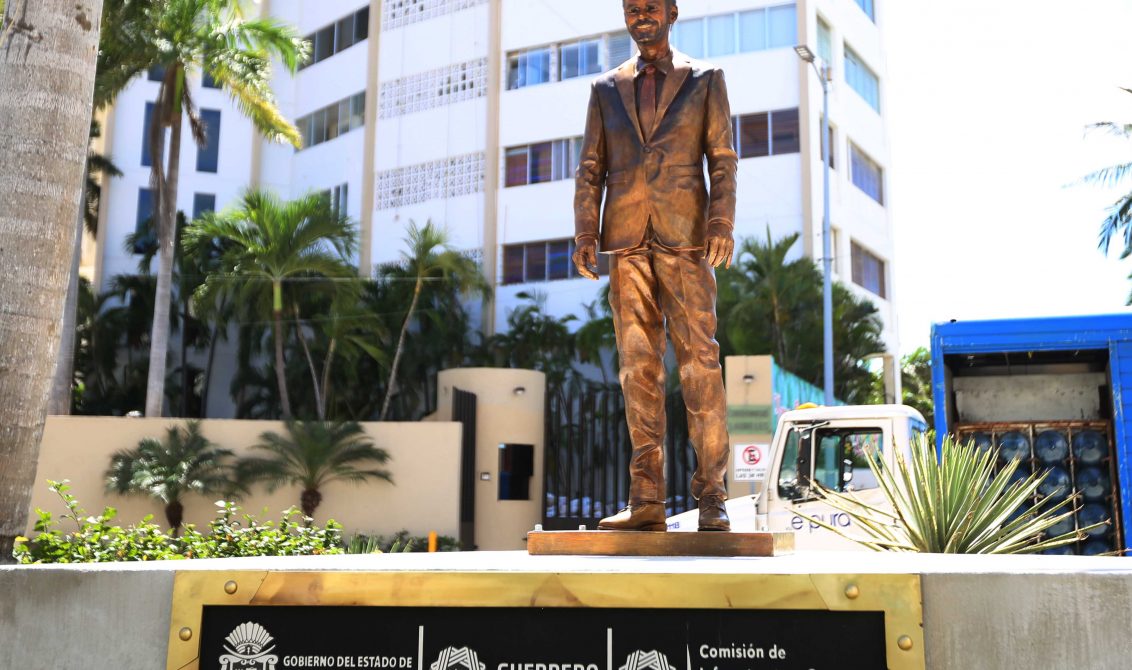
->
[704,68,738,232]
[574,82,606,245]
[703,68,738,268]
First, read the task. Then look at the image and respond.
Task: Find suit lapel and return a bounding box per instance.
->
[614,57,645,145]
[653,51,691,134]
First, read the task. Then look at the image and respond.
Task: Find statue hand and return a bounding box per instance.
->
[572,238,600,280]
[704,225,734,269]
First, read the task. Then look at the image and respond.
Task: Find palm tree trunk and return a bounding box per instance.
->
[380,277,423,421]
[164,500,184,537]
[300,488,322,519]
[48,165,89,415]
[181,287,190,416]
[292,305,325,420]
[273,280,293,419]
[0,0,104,561]
[144,110,183,417]
[200,321,220,417]
[320,338,338,420]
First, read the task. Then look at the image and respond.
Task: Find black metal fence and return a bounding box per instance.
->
[543,385,697,529]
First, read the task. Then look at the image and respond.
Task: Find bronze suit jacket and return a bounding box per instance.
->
[574,50,738,253]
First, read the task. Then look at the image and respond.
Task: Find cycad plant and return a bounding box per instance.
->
[105,421,236,534]
[237,420,393,518]
[808,432,1093,554]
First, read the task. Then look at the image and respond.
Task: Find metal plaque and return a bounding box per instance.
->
[726,405,774,435]
[167,571,924,670]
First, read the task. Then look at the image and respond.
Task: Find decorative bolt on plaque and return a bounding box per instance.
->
[178,627,193,641]
[224,580,239,595]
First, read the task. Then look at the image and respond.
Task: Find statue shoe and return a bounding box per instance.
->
[597,502,667,531]
[698,495,731,532]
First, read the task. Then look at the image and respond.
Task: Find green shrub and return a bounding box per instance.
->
[13,480,344,563]
[345,530,461,554]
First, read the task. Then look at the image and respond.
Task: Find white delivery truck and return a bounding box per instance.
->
[667,404,929,550]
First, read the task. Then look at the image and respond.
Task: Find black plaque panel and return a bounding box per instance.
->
[199,605,886,670]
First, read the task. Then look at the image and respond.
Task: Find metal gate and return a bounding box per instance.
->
[543,385,697,530]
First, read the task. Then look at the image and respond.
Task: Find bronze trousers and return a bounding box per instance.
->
[608,239,730,505]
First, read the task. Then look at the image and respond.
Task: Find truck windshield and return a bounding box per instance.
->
[779,427,883,501]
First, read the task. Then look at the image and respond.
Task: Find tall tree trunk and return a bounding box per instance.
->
[380,277,423,421]
[200,321,220,418]
[272,280,293,419]
[0,0,104,561]
[181,288,190,416]
[48,165,88,415]
[144,110,183,417]
[292,306,325,421]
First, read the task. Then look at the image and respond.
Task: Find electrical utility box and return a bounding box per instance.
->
[932,313,1132,556]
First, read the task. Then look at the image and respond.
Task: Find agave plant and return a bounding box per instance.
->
[807,432,1097,554]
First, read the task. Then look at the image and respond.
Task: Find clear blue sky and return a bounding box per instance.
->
[885,0,1132,350]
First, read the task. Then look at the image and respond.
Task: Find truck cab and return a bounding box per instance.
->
[668,404,927,549]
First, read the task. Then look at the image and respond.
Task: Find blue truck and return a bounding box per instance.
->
[931,313,1132,555]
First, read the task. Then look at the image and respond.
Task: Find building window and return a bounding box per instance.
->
[192,193,216,220]
[380,59,486,118]
[502,238,608,285]
[296,92,365,150]
[608,32,633,66]
[507,47,552,90]
[820,119,836,169]
[733,108,799,159]
[817,18,832,64]
[673,4,796,59]
[148,65,165,82]
[854,0,876,22]
[845,46,880,112]
[559,38,602,81]
[851,241,886,298]
[849,143,883,204]
[196,109,221,173]
[318,183,349,218]
[382,0,486,31]
[134,188,156,253]
[141,102,156,167]
[202,70,219,89]
[300,6,371,70]
[503,138,580,187]
[376,152,485,209]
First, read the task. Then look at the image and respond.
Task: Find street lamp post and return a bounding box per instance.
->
[794,44,835,406]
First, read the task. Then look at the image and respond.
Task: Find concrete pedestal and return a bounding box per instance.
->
[3,552,1132,669]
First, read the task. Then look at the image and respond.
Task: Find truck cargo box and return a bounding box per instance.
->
[931,313,1132,555]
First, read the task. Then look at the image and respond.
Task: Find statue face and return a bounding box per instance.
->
[622,0,677,49]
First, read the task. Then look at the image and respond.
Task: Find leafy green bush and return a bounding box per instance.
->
[13,481,344,564]
[345,530,461,554]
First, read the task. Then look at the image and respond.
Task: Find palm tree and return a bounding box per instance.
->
[105,421,236,533]
[95,0,308,417]
[381,221,490,420]
[0,0,104,561]
[237,421,393,518]
[50,121,123,416]
[1083,87,1132,302]
[185,189,357,419]
[717,230,885,404]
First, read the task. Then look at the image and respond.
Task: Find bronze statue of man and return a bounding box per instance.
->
[573,0,737,531]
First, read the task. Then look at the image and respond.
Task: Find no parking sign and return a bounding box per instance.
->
[733,443,768,482]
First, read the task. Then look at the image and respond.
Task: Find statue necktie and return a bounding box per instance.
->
[639,64,657,139]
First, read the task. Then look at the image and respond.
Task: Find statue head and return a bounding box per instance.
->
[622,0,679,53]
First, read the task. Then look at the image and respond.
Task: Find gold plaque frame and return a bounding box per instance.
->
[167,570,925,670]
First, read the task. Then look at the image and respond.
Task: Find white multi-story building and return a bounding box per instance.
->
[93,0,898,412]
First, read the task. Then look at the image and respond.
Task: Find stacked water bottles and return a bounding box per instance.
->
[962,425,1118,555]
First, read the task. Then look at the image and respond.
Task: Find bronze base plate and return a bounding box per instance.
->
[526,530,794,556]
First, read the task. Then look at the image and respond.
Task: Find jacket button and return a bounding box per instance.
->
[643,146,653,153]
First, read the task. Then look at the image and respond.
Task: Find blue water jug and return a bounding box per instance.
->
[1075,467,1111,502]
[998,431,1030,461]
[1034,430,1069,464]
[1072,430,1108,465]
